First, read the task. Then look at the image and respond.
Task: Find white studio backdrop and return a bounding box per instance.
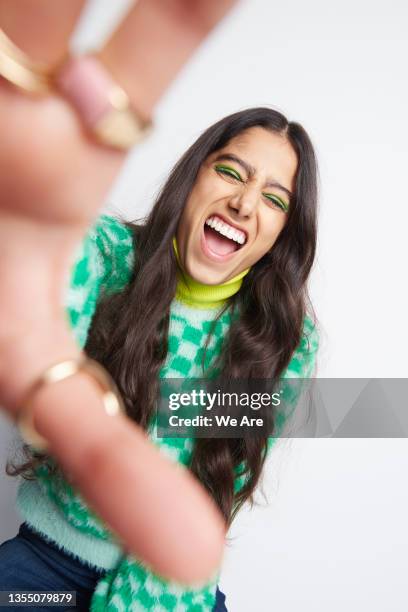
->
[1,1,407,610]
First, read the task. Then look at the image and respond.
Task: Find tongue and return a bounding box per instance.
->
[204,226,239,256]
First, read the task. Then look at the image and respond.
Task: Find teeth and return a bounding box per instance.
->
[205,216,246,245]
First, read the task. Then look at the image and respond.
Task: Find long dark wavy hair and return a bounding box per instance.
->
[7,107,319,528]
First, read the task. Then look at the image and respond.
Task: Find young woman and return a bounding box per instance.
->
[1,105,320,610]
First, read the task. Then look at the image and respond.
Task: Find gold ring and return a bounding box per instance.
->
[0,29,153,150]
[0,29,52,94]
[17,356,125,452]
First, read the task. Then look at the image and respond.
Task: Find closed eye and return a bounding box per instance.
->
[263,193,289,213]
[214,164,243,182]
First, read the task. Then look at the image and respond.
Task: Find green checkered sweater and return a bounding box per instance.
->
[16,214,319,611]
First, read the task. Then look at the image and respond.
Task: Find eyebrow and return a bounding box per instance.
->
[213,153,293,200]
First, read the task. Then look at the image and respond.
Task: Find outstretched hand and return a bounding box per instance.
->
[0,0,237,584]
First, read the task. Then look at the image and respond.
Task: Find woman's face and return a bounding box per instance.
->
[176,126,298,285]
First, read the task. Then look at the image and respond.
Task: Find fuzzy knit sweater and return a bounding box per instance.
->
[15,213,319,611]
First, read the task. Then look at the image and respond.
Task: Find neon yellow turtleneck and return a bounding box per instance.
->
[172,237,250,309]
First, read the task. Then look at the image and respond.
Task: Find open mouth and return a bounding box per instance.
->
[202,214,247,260]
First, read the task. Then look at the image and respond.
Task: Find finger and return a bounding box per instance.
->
[98,0,238,118]
[0,0,85,66]
[0,321,83,417]
[0,326,226,583]
[0,91,124,224]
[30,360,226,584]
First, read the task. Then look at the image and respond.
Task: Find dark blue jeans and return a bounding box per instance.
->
[0,523,228,611]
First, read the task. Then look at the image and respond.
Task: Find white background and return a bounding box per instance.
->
[1,1,407,610]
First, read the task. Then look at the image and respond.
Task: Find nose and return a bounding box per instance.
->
[227,188,258,218]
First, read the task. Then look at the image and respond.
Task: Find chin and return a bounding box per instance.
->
[186,258,228,286]
[191,270,227,286]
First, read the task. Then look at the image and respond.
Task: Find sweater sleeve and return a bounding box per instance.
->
[282,315,319,379]
[267,315,320,449]
[62,214,135,350]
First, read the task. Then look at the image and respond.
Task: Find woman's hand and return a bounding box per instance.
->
[0,79,226,587]
[0,0,237,583]
[0,82,127,412]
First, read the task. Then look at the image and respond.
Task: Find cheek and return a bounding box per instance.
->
[255,213,286,253]
[176,207,195,253]
[192,171,227,206]
[182,183,215,226]
[177,193,205,245]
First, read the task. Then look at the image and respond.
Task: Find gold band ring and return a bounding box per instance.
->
[17,356,125,452]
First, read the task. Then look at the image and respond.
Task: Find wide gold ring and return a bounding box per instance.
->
[0,28,153,150]
[17,356,125,452]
